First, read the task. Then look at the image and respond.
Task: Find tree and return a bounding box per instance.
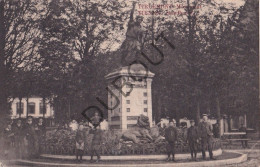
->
[36,0,126,121]
[0,0,39,130]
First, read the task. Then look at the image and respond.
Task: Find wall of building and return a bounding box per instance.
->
[108,86,122,130]
[10,97,54,119]
[107,73,154,130]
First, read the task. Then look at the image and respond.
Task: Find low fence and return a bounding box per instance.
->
[42,139,222,155]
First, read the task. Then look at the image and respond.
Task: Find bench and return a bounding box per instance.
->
[222,132,250,148]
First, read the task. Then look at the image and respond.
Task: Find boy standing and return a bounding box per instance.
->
[75,123,85,162]
[164,120,178,162]
[187,120,199,161]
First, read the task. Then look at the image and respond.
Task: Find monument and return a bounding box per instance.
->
[105,64,154,130]
[105,2,153,131]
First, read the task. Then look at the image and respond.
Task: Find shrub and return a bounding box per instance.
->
[43,128,221,155]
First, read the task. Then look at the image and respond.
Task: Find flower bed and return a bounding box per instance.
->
[42,128,221,155]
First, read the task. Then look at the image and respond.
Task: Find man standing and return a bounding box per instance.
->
[198,114,216,160]
[187,120,199,161]
[35,117,46,155]
[13,119,24,158]
[239,124,248,148]
[90,127,103,162]
[24,116,37,158]
[164,120,178,162]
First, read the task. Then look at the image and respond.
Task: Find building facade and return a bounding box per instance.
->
[105,64,155,130]
[10,96,54,119]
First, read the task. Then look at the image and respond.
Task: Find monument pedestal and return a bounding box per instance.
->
[105,64,155,130]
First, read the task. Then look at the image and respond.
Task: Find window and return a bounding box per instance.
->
[127,108,130,112]
[110,125,120,129]
[16,102,24,114]
[144,100,147,104]
[127,116,138,120]
[137,77,142,82]
[143,92,147,97]
[39,103,47,114]
[144,108,148,112]
[111,116,120,121]
[126,100,130,104]
[127,124,136,129]
[28,102,35,114]
[144,81,147,87]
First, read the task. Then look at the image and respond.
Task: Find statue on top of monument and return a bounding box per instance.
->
[121,2,145,66]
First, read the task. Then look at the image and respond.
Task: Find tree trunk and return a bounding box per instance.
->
[216,97,221,138]
[176,107,180,127]
[19,97,22,118]
[0,0,9,132]
[157,95,162,122]
[26,97,29,118]
[43,97,46,118]
[196,101,200,125]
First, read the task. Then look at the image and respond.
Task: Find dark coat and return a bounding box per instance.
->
[187,126,199,142]
[91,129,103,146]
[4,128,14,143]
[239,127,247,138]
[13,124,24,140]
[198,121,213,138]
[35,123,46,138]
[76,130,86,142]
[165,126,178,143]
[24,123,37,141]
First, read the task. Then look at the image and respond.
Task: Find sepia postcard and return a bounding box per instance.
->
[0,0,259,166]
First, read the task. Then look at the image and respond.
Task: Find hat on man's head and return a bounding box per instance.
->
[202,114,208,117]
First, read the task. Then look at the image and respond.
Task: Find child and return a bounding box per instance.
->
[91,112,102,128]
[187,120,199,161]
[75,124,85,162]
[76,139,84,162]
[90,126,103,162]
[24,116,37,158]
[4,124,14,157]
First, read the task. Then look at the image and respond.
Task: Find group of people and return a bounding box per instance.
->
[2,116,46,159]
[164,114,216,162]
[3,113,217,163]
[74,112,103,163]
